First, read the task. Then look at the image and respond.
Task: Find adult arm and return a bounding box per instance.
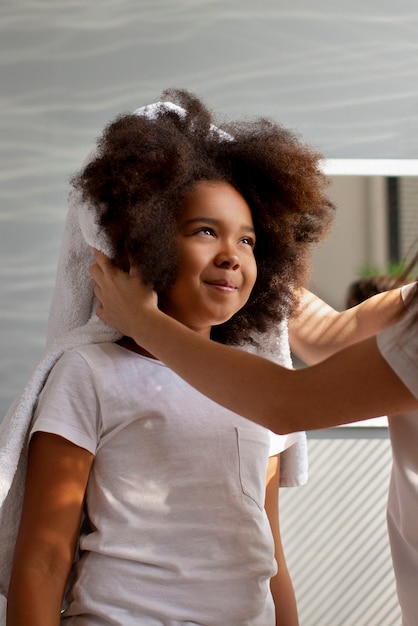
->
[7,433,93,626]
[90,252,418,434]
[265,454,299,626]
[289,287,407,365]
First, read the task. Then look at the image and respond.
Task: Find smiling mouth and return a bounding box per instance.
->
[205,280,238,292]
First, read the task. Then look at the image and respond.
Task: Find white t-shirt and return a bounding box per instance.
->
[31,342,303,625]
[377,289,418,626]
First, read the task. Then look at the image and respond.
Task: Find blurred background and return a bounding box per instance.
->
[1,1,418,623]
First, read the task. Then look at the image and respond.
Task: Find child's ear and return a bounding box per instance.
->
[127,258,140,277]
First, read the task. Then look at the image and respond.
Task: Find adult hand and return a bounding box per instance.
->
[90,249,158,338]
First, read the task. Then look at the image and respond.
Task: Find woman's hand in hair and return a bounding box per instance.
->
[90,249,158,337]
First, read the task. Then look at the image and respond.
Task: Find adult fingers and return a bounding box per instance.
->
[93,248,110,268]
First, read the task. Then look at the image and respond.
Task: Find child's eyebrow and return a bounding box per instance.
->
[181,216,255,234]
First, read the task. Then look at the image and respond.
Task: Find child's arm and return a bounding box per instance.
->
[288,287,407,365]
[265,454,299,626]
[7,433,93,626]
[90,252,418,434]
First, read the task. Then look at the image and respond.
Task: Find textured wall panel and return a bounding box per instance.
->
[280,429,400,626]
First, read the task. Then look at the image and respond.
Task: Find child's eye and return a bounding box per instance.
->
[195,227,215,237]
[240,236,255,248]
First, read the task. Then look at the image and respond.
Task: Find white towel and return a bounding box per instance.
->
[0,100,307,620]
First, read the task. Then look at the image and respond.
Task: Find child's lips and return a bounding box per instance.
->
[205,279,238,292]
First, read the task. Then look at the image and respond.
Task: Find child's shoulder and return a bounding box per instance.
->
[54,342,119,374]
[65,341,122,365]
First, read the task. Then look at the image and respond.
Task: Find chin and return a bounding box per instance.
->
[211,313,237,327]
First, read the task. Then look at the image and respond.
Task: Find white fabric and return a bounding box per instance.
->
[31,342,301,625]
[377,286,418,626]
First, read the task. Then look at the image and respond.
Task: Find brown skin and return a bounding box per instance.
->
[7,433,93,626]
[288,286,407,365]
[266,455,299,626]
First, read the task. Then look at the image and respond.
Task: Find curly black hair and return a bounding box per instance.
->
[71,88,335,346]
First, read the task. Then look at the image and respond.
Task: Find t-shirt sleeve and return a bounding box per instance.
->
[268,431,301,456]
[269,431,308,487]
[30,349,101,454]
[377,288,418,400]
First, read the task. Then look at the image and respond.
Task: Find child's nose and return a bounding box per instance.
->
[214,251,240,269]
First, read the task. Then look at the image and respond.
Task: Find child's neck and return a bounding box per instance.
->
[116,336,156,359]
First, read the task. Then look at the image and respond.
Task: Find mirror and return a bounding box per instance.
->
[311,168,418,310]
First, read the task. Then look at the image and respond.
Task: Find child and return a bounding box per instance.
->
[5,89,338,626]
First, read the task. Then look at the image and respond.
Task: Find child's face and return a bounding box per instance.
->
[161,181,257,338]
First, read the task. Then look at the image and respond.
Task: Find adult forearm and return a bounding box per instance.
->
[130,311,417,434]
[289,337,417,430]
[91,254,417,431]
[130,308,293,431]
[290,287,406,365]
